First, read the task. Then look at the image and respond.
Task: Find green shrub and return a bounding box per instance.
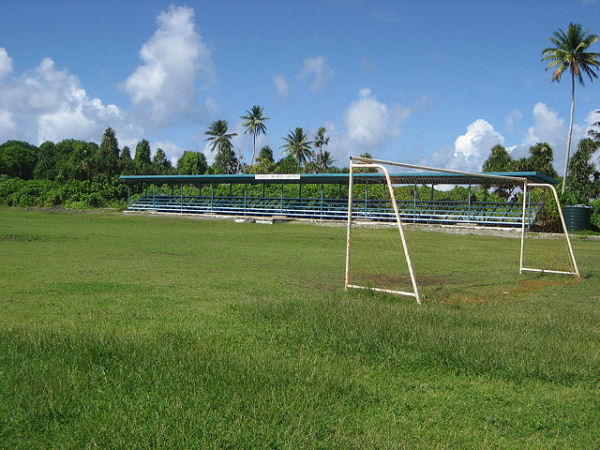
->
[590,198,600,231]
[0,176,127,209]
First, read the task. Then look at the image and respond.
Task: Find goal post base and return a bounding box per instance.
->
[520,267,581,277]
[346,284,421,302]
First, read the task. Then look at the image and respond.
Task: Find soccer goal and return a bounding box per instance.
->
[344,156,580,304]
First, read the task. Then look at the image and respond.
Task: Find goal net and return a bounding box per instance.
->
[344,157,580,304]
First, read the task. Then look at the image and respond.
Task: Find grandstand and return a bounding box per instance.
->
[120,171,557,228]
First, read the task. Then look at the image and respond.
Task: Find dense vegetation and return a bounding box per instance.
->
[0,120,347,209]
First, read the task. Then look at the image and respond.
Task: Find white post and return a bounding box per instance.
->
[344,159,355,290]
[537,183,579,278]
[520,183,580,278]
[381,165,421,304]
[345,158,421,304]
[519,181,528,274]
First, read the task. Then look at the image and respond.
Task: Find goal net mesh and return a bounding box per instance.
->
[345,160,578,303]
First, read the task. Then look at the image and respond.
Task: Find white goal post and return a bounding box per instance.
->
[344,156,580,304]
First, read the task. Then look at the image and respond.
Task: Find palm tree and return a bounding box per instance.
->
[541,23,600,193]
[313,126,329,161]
[588,110,600,141]
[205,120,238,154]
[241,105,269,166]
[315,150,335,171]
[281,127,313,166]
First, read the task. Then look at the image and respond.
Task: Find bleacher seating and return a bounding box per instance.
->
[127,194,541,227]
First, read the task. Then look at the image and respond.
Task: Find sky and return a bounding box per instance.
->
[0,0,599,173]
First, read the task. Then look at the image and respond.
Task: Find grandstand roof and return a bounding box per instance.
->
[121,171,557,186]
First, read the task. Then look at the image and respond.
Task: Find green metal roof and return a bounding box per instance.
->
[120,171,557,186]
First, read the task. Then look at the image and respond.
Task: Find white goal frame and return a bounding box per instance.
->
[344,156,580,304]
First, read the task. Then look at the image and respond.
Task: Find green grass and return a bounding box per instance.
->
[1,208,599,448]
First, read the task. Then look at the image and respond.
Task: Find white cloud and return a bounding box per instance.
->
[325,88,411,163]
[273,74,289,99]
[344,88,409,148]
[123,5,214,129]
[505,109,522,131]
[524,102,565,147]
[427,119,504,172]
[412,94,432,113]
[585,109,600,130]
[0,110,17,142]
[299,56,334,92]
[518,102,590,172]
[0,6,214,146]
[453,119,504,171]
[0,53,130,144]
[0,48,13,79]
[426,103,597,174]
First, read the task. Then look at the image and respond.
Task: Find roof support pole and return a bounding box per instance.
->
[468,184,472,219]
[365,180,368,215]
[413,184,417,222]
[528,190,532,227]
[320,184,324,218]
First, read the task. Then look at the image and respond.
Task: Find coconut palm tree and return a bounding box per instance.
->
[313,126,329,160]
[588,110,600,141]
[315,150,335,171]
[281,127,313,166]
[205,120,238,154]
[241,105,269,166]
[541,23,600,193]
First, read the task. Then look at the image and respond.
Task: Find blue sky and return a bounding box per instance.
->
[0,0,599,172]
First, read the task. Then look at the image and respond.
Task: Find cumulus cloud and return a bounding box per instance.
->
[344,88,409,148]
[454,119,505,171]
[324,88,411,163]
[0,53,131,144]
[517,102,591,172]
[123,5,214,128]
[428,119,505,172]
[585,109,600,126]
[0,6,214,146]
[273,74,289,99]
[524,103,565,147]
[426,103,597,173]
[299,56,334,92]
[0,48,12,79]
[0,110,17,142]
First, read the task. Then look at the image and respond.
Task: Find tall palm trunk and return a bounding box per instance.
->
[562,71,576,194]
[250,134,256,166]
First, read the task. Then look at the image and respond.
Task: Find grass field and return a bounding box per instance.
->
[1,208,599,447]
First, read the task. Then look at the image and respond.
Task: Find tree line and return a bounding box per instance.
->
[1,101,599,230]
[0,122,339,184]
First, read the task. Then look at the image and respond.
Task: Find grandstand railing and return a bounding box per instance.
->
[127,193,541,227]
